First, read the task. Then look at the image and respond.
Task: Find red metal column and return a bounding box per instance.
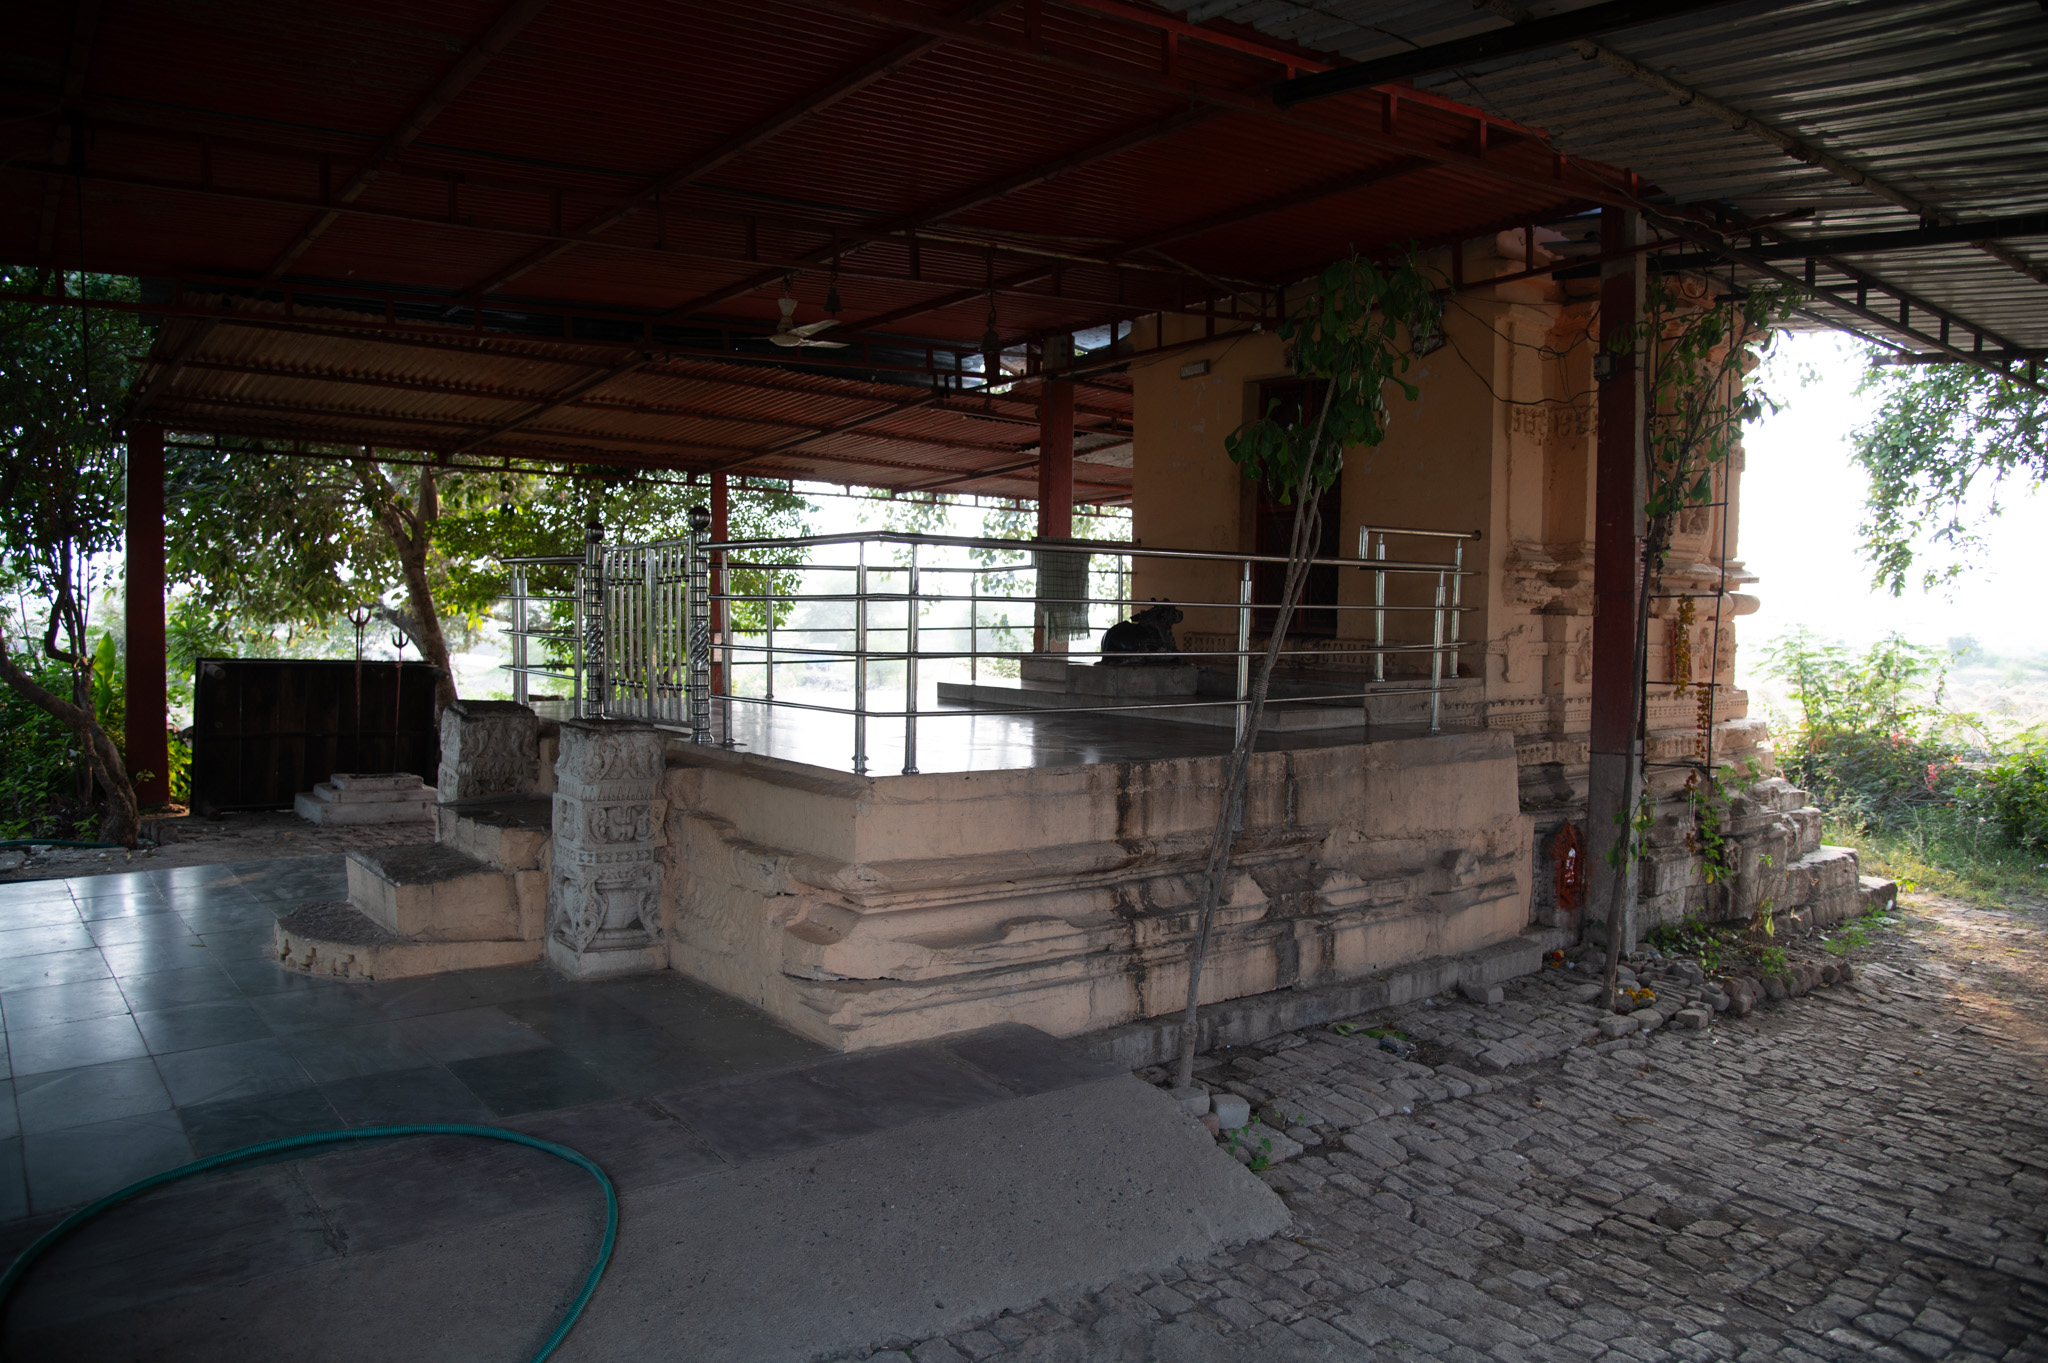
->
[1034,369,1075,656]
[1035,378,1075,540]
[125,424,169,808]
[710,473,729,695]
[1587,208,1644,942]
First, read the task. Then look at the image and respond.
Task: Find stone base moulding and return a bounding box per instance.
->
[661,730,1536,1051]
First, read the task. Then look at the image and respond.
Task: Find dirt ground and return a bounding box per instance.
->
[0,810,434,884]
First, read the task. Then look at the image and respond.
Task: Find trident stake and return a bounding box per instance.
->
[391,625,409,772]
[348,605,371,771]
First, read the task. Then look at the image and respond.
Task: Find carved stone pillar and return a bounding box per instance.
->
[437,700,540,801]
[545,719,667,979]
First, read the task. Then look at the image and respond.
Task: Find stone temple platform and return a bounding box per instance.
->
[0,858,1285,1362]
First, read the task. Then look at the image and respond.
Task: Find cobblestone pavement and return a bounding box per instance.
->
[852,893,2048,1363]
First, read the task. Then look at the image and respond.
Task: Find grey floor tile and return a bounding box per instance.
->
[0,920,97,958]
[173,905,282,939]
[393,1006,551,1063]
[942,1024,1123,1096]
[320,1067,494,1127]
[276,1019,434,1083]
[87,914,199,946]
[508,1098,728,1192]
[75,894,173,922]
[132,999,272,1056]
[0,948,112,993]
[155,1037,315,1108]
[0,1136,22,1221]
[0,1080,15,1141]
[99,935,217,979]
[193,927,287,961]
[0,976,131,1032]
[67,872,165,899]
[8,1013,149,1076]
[800,1045,1011,1126]
[0,900,85,930]
[296,1130,593,1255]
[217,952,337,997]
[13,1059,172,1136]
[114,962,244,1013]
[244,984,397,1034]
[176,1086,340,1159]
[656,1068,889,1164]
[158,864,245,888]
[3,1164,335,1328]
[23,1109,193,1214]
[446,1047,619,1118]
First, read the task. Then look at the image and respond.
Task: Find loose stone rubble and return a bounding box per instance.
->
[846,894,2048,1362]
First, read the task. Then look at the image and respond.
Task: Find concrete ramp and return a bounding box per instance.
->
[4,1028,1287,1363]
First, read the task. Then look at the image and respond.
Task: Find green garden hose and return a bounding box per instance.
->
[0,1124,618,1362]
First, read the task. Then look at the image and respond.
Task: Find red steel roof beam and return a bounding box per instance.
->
[460,0,1019,299]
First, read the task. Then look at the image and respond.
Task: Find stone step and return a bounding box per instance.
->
[330,772,430,793]
[345,843,544,943]
[274,900,541,982]
[294,772,438,826]
[435,795,553,873]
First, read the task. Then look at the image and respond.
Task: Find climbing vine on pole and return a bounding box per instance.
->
[1595,277,1796,1009]
[1173,252,1437,1093]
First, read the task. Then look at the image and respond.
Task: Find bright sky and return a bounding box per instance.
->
[1736,330,2048,679]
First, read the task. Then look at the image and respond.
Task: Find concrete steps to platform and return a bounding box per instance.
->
[293,772,438,825]
[276,797,553,981]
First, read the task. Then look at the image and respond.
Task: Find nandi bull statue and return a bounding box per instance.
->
[1100,601,1183,665]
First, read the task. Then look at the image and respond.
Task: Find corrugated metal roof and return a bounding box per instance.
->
[16,0,2034,487]
[1161,0,2048,350]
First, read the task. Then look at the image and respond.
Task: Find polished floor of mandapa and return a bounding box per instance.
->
[0,854,847,1224]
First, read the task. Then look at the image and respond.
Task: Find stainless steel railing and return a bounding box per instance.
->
[502,520,1480,772]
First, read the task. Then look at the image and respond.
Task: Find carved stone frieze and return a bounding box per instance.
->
[437,700,540,801]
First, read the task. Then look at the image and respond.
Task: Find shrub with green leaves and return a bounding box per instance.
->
[1759,629,1973,828]
[1974,735,2048,851]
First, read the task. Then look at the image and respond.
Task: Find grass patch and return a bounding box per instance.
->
[1822,808,2048,907]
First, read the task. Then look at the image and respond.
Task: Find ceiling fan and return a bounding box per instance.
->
[766,293,847,349]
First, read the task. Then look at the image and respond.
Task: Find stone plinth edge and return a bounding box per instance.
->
[275,901,542,981]
[1076,927,1574,1070]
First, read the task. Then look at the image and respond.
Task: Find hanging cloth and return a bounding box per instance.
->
[1033,539,1093,641]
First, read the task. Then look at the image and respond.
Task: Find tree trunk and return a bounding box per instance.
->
[357,460,459,717]
[1175,440,1328,1091]
[1599,526,1662,1009]
[0,637,140,847]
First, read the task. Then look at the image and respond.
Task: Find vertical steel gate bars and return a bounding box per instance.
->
[687,509,712,743]
[903,543,920,775]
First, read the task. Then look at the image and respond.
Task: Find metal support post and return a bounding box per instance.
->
[1372,532,1387,684]
[1235,560,1253,745]
[582,517,606,719]
[763,561,776,702]
[644,549,657,721]
[1447,539,1465,685]
[686,507,712,743]
[969,568,979,683]
[903,544,920,774]
[510,565,529,706]
[1429,571,1446,733]
[853,543,868,774]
